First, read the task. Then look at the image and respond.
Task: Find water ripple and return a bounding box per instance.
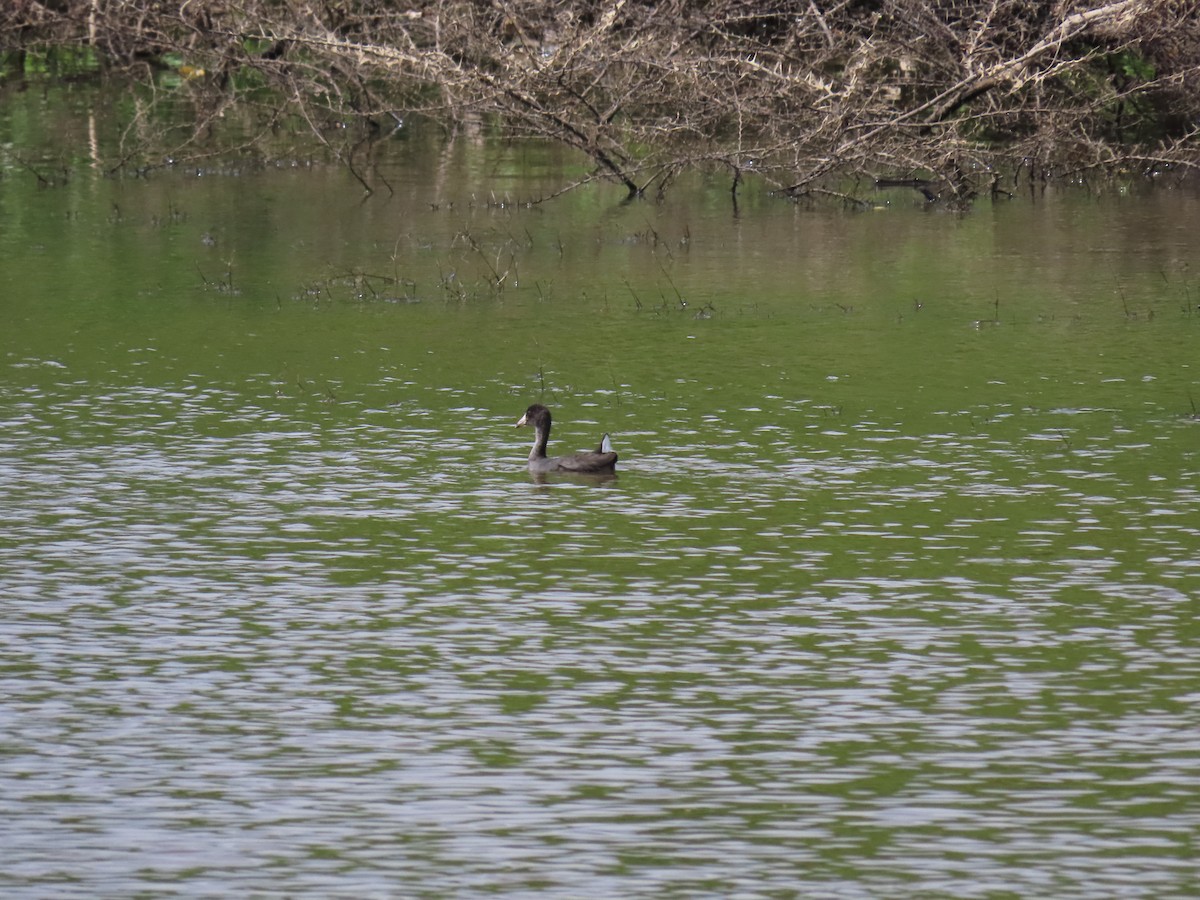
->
[1,380,1198,897]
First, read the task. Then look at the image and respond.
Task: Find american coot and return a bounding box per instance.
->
[515,404,618,475]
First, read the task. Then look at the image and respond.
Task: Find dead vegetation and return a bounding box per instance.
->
[4,0,1199,203]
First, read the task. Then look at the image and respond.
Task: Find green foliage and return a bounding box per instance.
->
[1110,50,1156,82]
[1,46,100,79]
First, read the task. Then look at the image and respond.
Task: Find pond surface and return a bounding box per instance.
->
[2,91,1200,897]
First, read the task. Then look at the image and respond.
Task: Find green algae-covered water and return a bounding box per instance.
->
[2,89,1199,897]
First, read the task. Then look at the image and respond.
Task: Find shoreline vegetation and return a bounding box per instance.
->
[2,0,1198,205]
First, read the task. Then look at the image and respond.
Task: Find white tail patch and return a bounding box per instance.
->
[600,433,613,453]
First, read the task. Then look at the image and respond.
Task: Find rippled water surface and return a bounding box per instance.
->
[3,101,1200,896]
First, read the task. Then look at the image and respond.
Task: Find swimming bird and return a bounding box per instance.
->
[515,404,618,475]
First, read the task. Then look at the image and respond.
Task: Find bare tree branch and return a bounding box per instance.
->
[5,0,1198,203]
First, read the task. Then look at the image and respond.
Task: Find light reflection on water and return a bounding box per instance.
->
[2,376,1198,898]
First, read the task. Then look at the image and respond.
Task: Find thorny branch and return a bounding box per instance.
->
[4,0,1198,203]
